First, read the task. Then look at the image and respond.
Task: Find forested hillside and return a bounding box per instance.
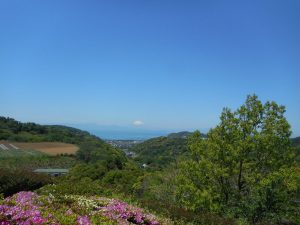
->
[0,116,125,163]
[167,131,207,139]
[130,131,207,169]
[130,135,188,169]
[0,116,107,144]
[167,131,192,139]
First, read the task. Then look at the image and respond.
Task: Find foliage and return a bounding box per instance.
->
[130,136,189,169]
[167,131,192,139]
[291,137,300,162]
[130,132,206,169]
[0,168,52,197]
[64,160,143,196]
[76,141,126,165]
[101,165,143,195]
[167,131,207,139]
[38,179,106,196]
[0,155,76,170]
[176,95,299,224]
[0,117,95,144]
[291,137,300,147]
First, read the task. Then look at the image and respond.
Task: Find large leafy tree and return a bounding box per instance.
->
[177,95,299,224]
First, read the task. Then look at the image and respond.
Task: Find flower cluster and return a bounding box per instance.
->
[101,200,159,225]
[63,195,99,210]
[0,192,57,225]
[0,192,162,225]
[77,215,92,225]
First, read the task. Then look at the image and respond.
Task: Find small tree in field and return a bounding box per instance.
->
[177,95,299,224]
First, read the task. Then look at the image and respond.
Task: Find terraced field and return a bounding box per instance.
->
[0,141,78,156]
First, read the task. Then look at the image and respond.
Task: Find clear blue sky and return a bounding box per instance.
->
[1,1,300,136]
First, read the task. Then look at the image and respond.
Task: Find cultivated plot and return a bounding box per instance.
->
[0,141,79,156]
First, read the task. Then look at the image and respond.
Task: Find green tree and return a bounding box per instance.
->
[177,95,299,224]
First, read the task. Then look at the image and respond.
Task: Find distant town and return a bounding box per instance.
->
[105,139,144,149]
[105,139,144,158]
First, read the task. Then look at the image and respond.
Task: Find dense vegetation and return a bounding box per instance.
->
[176,95,299,224]
[0,169,51,197]
[0,95,299,224]
[0,117,98,144]
[0,155,76,170]
[291,136,300,147]
[167,131,207,139]
[0,116,125,164]
[166,131,192,139]
[291,137,300,162]
[130,136,188,169]
[129,131,208,169]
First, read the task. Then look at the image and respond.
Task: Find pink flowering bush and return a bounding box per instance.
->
[101,199,159,225]
[0,192,165,225]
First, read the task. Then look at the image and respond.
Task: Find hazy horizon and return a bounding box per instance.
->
[1,116,300,140]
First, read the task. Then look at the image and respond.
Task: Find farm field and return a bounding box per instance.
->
[0,141,78,156]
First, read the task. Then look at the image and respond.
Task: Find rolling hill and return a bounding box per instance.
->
[130,131,205,169]
[0,116,101,144]
[167,131,207,139]
[0,116,125,163]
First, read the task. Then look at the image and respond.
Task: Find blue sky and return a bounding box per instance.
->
[0,0,300,137]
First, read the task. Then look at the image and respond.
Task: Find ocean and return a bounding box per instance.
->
[90,130,169,140]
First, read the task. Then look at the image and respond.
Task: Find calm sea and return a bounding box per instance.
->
[90,130,168,140]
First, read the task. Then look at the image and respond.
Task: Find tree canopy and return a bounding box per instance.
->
[177,95,299,224]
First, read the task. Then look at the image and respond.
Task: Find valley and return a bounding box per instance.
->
[0,95,299,225]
